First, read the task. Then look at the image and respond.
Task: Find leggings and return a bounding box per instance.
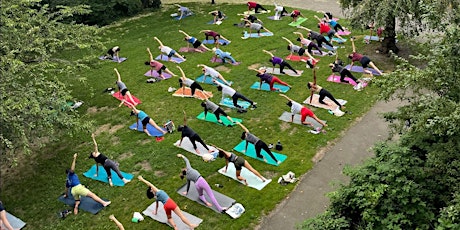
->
[307,43,322,55]
[279,61,298,74]
[103,159,124,180]
[195,177,224,212]
[189,134,209,151]
[317,37,333,49]
[219,53,236,64]
[204,107,228,120]
[255,140,278,162]
[340,69,359,84]
[334,23,345,32]
[254,4,267,13]
[269,77,289,91]
[190,82,203,95]
[319,88,342,108]
[232,92,254,108]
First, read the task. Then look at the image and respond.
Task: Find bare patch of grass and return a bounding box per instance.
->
[118,152,134,161]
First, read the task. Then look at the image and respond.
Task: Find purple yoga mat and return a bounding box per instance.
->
[179,47,208,53]
[144,70,172,79]
[210,57,241,65]
[344,65,382,76]
[155,55,185,64]
[327,75,368,87]
[336,30,351,36]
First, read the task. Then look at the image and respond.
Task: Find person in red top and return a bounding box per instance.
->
[314,15,346,43]
[247,2,268,13]
[347,38,383,76]
[145,48,176,79]
[290,10,305,22]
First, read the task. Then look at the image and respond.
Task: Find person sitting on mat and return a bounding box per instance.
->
[273,3,288,19]
[128,103,167,137]
[290,9,305,22]
[197,64,232,86]
[291,33,323,55]
[215,146,268,185]
[236,122,281,165]
[241,19,272,37]
[307,69,345,110]
[347,37,383,76]
[138,175,199,230]
[179,30,211,53]
[249,67,291,92]
[64,153,111,215]
[329,53,362,87]
[145,48,177,79]
[297,26,334,50]
[279,94,327,128]
[247,2,268,13]
[114,68,138,107]
[89,133,131,187]
[314,16,346,43]
[104,46,121,62]
[201,99,235,125]
[153,37,186,63]
[177,110,215,155]
[109,215,125,230]
[199,30,231,46]
[0,201,17,230]
[177,154,228,212]
[209,10,226,24]
[262,50,299,75]
[177,66,209,98]
[212,47,237,64]
[175,4,192,20]
[214,80,257,109]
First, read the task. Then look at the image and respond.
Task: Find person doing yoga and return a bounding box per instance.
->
[177,66,209,98]
[348,37,383,76]
[263,50,299,75]
[236,122,281,165]
[197,64,232,86]
[297,26,334,50]
[145,48,177,79]
[307,69,345,110]
[128,104,167,137]
[247,1,268,13]
[279,94,327,127]
[199,30,231,46]
[286,34,322,56]
[153,37,186,63]
[249,67,291,91]
[179,30,211,52]
[177,110,214,155]
[201,99,235,125]
[214,80,257,109]
[329,52,361,85]
[114,68,137,107]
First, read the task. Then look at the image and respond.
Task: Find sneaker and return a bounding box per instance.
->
[167,87,176,92]
[268,143,274,149]
[252,104,257,109]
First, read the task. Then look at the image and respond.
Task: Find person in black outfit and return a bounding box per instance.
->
[176,111,214,155]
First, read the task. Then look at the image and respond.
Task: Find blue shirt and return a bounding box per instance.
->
[156,190,169,204]
[137,110,148,121]
[66,171,81,188]
[187,37,197,44]
[328,20,338,27]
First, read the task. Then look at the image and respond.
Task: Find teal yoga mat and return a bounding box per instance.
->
[83,164,133,187]
[241,31,273,39]
[219,98,251,109]
[233,141,287,166]
[195,74,232,85]
[324,36,347,43]
[196,111,242,126]
[250,82,290,93]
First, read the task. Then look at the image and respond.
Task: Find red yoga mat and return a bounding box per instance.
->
[112,91,141,106]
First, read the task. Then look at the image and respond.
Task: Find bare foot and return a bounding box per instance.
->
[103,201,111,207]
[205,201,213,207]
[189,223,199,229]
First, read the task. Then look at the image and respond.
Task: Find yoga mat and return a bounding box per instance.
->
[278,111,325,129]
[285,54,315,62]
[207,17,226,24]
[250,82,290,93]
[288,17,307,26]
[311,50,328,56]
[178,47,208,53]
[196,111,242,126]
[219,98,251,109]
[364,35,380,41]
[233,141,287,166]
[322,44,338,51]
[172,87,213,100]
[327,75,368,87]
[112,91,141,107]
[218,163,272,190]
[173,139,218,157]
[267,15,281,20]
[176,181,236,213]
[303,94,347,116]
[337,30,351,36]
[129,121,167,137]
[4,212,26,229]
[243,10,271,15]
[173,13,193,20]
[241,31,274,39]
[82,164,133,187]
[143,202,202,229]
[324,36,347,43]
[155,55,185,64]
[144,70,173,80]
[58,190,109,214]
[202,39,231,45]
[344,65,382,76]
[210,57,241,65]
[264,67,303,77]
[195,74,233,86]
[98,56,127,63]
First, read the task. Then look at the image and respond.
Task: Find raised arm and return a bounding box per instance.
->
[197,64,206,68]
[182,110,187,126]
[199,30,209,34]
[351,37,356,52]
[249,68,265,74]
[279,94,293,101]
[147,48,154,62]
[91,133,98,153]
[70,153,77,171]
[293,32,304,39]
[176,66,186,79]
[262,49,274,57]
[138,176,158,193]
[178,30,189,37]
[114,68,121,82]
[236,121,250,133]
[282,37,293,45]
[153,37,163,47]
[313,15,322,22]
[313,69,317,85]
[297,26,311,32]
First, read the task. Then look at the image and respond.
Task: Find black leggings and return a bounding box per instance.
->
[334,24,345,32]
[189,134,209,151]
[317,37,333,49]
[204,107,228,120]
[340,69,359,84]
[255,140,278,162]
[255,4,267,13]
[279,61,298,74]
[103,160,124,180]
[319,88,342,108]
[232,92,254,108]
[308,43,322,55]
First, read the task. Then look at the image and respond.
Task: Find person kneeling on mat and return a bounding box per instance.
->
[104,46,121,62]
[236,122,281,165]
[279,94,327,128]
[201,99,235,125]
[177,110,214,155]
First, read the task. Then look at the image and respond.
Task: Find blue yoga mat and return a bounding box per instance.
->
[83,164,133,187]
[98,56,127,62]
[129,121,166,137]
[250,82,290,93]
[344,64,382,76]
[155,55,185,64]
[219,98,251,109]
[242,31,273,39]
[173,14,193,20]
[322,44,338,51]
[58,189,109,214]
[233,141,287,166]
[195,74,232,85]
[202,39,231,45]
[324,36,347,43]
[196,111,242,126]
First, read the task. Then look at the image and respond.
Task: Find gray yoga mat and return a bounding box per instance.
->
[143,202,203,229]
[4,212,26,229]
[176,181,236,213]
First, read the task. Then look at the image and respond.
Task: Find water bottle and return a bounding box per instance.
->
[328,109,334,115]
[215,184,223,188]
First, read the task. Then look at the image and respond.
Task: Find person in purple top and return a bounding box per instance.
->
[249,67,291,91]
[177,154,228,212]
[263,50,298,75]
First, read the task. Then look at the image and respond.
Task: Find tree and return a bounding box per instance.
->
[0,0,103,165]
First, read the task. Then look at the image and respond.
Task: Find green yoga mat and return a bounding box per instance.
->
[233,141,287,166]
[196,112,242,126]
[288,17,307,26]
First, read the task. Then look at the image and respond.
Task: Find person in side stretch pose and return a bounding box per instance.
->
[145,48,177,79]
[153,37,186,63]
[249,67,291,92]
[114,68,137,107]
[348,37,383,76]
[199,30,231,46]
[307,69,345,110]
[177,110,214,155]
[209,10,226,24]
[236,122,281,165]
[201,99,235,125]
[262,50,299,75]
[214,80,257,109]
[177,66,209,98]
[128,103,167,137]
[179,30,211,52]
[197,64,232,86]
[247,1,268,13]
[279,94,327,127]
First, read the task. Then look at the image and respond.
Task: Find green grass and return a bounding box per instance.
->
[2,3,391,230]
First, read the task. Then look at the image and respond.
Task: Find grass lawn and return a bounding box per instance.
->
[2,3,392,230]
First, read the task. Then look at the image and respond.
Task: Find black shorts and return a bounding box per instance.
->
[233,157,245,170]
[360,56,371,68]
[158,65,166,73]
[141,116,150,126]
[192,40,202,48]
[190,82,203,91]
[121,88,128,96]
[298,48,306,56]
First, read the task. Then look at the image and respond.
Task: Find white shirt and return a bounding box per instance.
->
[183,78,194,87]
[215,81,236,99]
[290,101,303,114]
[204,66,219,78]
[160,46,173,54]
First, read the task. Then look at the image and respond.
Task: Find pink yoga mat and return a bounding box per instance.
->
[327,75,368,87]
[112,91,141,106]
[336,30,351,36]
[210,57,241,65]
[179,47,208,53]
[144,70,172,79]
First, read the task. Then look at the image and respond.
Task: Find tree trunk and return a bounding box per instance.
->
[379,16,399,54]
